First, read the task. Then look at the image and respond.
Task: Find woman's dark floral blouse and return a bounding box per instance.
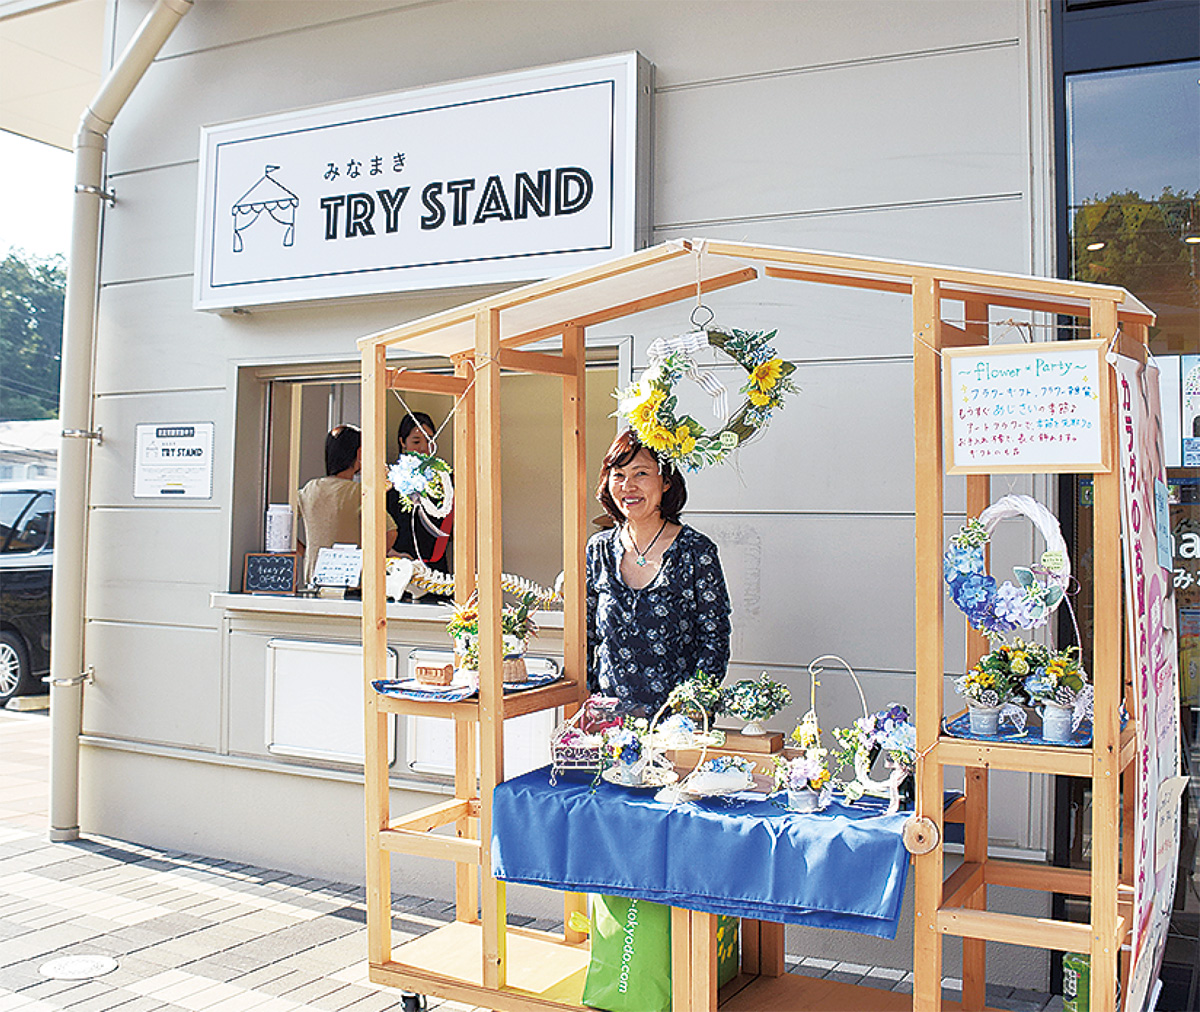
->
[586,524,732,714]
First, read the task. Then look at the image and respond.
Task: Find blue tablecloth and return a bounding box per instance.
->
[491,767,914,939]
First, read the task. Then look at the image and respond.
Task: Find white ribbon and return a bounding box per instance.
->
[1071,684,1094,732]
[999,702,1027,733]
[645,330,729,423]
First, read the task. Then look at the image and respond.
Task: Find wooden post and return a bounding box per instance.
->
[912,274,946,1011]
[561,324,588,695]
[475,309,507,990]
[960,301,990,1011]
[689,910,719,1010]
[1089,298,1121,1012]
[561,324,590,943]
[452,354,479,924]
[453,354,477,606]
[361,343,392,966]
[671,906,692,1011]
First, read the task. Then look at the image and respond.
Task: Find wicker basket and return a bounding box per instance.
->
[502,655,527,683]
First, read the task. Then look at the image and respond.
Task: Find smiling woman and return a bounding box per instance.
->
[585,429,731,715]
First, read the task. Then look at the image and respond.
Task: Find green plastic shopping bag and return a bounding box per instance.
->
[581,896,739,1011]
[582,895,672,1012]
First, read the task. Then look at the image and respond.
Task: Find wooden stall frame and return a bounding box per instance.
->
[358,239,1152,1011]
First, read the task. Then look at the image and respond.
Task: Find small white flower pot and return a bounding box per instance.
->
[1040,701,1073,742]
[740,720,765,736]
[786,788,820,813]
[967,705,1001,736]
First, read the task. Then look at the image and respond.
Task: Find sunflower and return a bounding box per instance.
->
[747,389,772,407]
[751,358,784,391]
[674,424,697,455]
[642,425,676,452]
[629,388,665,434]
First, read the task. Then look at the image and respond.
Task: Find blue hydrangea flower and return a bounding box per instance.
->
[958,573,994,609]
[993,581,1043,629]
[1023,671,1054,703]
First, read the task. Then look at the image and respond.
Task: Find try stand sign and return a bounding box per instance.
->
[195,53,650,310]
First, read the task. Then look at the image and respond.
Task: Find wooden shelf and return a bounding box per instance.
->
[371,921,589,1012]
[719,971,1010,1011]
[374,678,584,719]
[935,722,1135,777]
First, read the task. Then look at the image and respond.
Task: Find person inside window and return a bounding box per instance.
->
[385,412,454,585]
[297,423,396,586]
[586,429,732,715]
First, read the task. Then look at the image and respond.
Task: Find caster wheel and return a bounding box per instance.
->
[400,993,427,1012]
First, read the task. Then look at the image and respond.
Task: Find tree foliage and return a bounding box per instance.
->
[1071,188,1199,311]
[0,250,64,420]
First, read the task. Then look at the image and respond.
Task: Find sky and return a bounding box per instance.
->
[0,131,74,260]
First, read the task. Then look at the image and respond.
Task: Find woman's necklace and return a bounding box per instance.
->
[626,520,668,567]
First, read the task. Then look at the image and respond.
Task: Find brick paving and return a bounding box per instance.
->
[1,707,1064,1010]
[0,709,478,1012]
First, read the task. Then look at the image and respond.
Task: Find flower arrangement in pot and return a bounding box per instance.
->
[832,704,916,805]
[720,672,792,736]
[875,718,918,815]
[596,716,677,789]
[954,641,1037,736]
[773,748,831,813]
[1020,645,1092,742]
[446,591,538,682]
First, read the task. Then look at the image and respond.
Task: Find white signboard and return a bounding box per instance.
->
[311,544,363,588]
[195,53,650,310]
[133,422,214,498]
[942,340,1111,474]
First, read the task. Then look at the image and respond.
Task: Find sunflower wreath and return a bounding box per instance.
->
[616,328,798,471]
[943,494,1071,638]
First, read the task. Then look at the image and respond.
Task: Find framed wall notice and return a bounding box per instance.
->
[133,422,215,497]
[942,339,1111,474]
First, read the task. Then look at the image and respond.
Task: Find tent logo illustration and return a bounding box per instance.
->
[231,165,299,253]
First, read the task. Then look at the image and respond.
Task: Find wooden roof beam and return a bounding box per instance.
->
[501,266,758,347]
[386,368,470,396]
[494,348,575,376]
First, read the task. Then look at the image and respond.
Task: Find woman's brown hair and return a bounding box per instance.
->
[595,429,687,524]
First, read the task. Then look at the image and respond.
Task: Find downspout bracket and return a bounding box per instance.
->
[74,183,116,205]
[62,427,103,445]
[50,667,94,689]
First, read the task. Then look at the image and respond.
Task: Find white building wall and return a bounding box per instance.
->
[79,0,1058,984]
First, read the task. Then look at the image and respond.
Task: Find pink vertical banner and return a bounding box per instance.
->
[1110,352,1182,1012]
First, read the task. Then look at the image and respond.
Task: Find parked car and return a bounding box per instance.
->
[0,481,55,705]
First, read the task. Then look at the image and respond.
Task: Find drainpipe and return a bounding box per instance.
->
[50,0,193,842]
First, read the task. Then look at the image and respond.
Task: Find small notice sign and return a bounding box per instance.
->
[942,340,1111,474]
[312,544,363,588]
[134,422,215,497]
[244,552,299,595]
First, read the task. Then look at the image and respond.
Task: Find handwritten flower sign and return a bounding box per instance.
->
[942,339,1111,474]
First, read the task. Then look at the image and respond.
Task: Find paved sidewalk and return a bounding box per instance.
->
[1,708,1064,1011]
[0,709,474,1012]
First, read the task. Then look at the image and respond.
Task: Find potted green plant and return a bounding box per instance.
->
[720,672,791,736]
[446,591,538,682]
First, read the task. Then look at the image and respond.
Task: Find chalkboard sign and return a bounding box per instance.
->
[942,339,1112,475]
[243,552,299,595]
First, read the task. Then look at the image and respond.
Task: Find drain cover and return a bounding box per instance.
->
[39,955,119,980]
